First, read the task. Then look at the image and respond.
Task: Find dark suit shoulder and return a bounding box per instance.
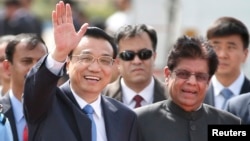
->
[202,103,241,124]
[134,100,166,116]
[102,95,136,114]
[228,92,250,105]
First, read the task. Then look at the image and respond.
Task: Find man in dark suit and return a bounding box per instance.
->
[203,17,250,110]
[0,33,48,141]
[23,1,138,141]
[103,24,168,109]
[135,36,241,141]
[225,92,250,124]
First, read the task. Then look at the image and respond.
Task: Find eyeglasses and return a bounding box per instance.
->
[172,69,210,82]
[0,56,5,62]
[118,49,153,61]
[71,54,114,66]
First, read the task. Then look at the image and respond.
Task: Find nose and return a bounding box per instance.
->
[187,74,197,84]
[131,55,142,63]
[215,48,229,58]
[88,59,101,71]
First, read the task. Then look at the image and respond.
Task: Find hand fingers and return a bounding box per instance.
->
[52,1,74,26]
[77,23,89,37]
[66,3,73,23]
[52,10,57,27]
[61,1,66,24]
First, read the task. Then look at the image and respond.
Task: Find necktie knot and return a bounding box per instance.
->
[133,95,143,108]
[221,88,233,100]
[83,105,94,115]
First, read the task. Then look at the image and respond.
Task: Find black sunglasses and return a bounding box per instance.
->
[118,49,153,61]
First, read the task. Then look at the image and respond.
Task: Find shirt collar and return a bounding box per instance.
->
[121,77,154,105]
[9,90,24,123]
[211,71,244,96]
[71,87,102,119]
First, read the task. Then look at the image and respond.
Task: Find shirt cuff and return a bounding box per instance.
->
[46,54,66,75]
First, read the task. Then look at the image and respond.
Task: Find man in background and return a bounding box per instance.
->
[0,35,15,97]
[204,16,250,110]
[0,33,48,141]
[103,24,168,109]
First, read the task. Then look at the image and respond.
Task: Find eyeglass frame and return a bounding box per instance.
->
[70,54,114,67]
[118,49,153,61]
[172,69,210,83]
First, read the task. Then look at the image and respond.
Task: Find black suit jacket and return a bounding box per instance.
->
[23,56,139,141]
[204,76,250,106]
[135,100,241,141]
[103,76,168,103]
[225,92,250,124]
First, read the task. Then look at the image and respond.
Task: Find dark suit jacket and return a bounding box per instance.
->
[23,56,139,141]
[135,99,241,141]
[103,76,168,103]
[204,76,250,106]
[225,92,250,124]
[0,93,18,141]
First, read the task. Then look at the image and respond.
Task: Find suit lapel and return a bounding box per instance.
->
[153,77,168,102]
[240,76,250,94]
[106,77,123,102]
[101,96,119,141]
[60,81,92,141]
[204,84,215,106]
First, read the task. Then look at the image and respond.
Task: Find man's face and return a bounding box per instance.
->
[67,37,114,98]
[117,32,156,91]
[7,42,47,92]
[209,35,248,78]
[165,58,210,111]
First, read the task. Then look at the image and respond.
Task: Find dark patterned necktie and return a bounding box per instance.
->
[133,95,143,108]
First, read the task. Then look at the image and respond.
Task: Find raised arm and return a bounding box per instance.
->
[51,1,88,62]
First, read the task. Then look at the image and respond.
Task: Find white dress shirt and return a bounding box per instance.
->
[9,90,26,141]
[121,77,154,109]
[211,72,244,109]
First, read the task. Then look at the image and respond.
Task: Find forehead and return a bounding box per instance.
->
[210,35,243,45]
[74,37,114,55]
[118,32,152,51]
[175,58,209,73]
[14,42,47,57]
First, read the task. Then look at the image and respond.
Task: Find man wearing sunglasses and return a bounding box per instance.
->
[103,24,168,109]
[135,35,241,141]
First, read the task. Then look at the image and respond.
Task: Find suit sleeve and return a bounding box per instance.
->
[23,55,61,123]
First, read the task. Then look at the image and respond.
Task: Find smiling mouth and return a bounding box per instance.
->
[84,76,100,81]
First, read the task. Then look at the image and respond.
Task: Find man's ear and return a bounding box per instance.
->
[164,66,171,85]
[3,60,11,76]
[164,66,171,78]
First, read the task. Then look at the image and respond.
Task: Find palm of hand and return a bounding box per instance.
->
[54,23,81,53]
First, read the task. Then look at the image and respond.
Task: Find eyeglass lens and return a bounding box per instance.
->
[118,49,153,61]
[174,70,209,82]
[72,54,113,66]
